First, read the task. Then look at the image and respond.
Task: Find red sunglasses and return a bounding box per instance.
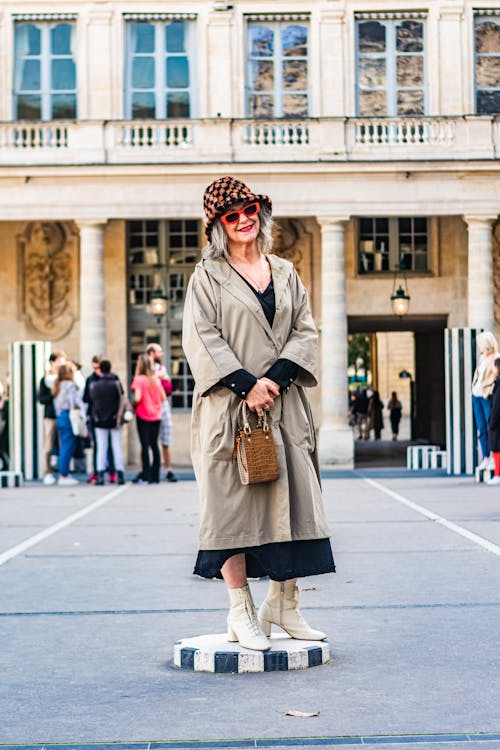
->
[220,202,260,225]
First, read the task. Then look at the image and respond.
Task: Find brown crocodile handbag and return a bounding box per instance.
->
[233,402,280,485]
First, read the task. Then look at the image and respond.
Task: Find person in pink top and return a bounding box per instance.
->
[131,353,165,483]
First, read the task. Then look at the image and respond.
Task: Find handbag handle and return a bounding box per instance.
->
[237,400,270,433]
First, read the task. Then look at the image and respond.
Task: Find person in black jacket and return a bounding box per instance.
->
[39,351,65,485]
[487,357,500,486]
[0,374,9,470]
[88,359,125,485]
[83,354,119,483]
[352,387,370,440]
[368,390,384,440]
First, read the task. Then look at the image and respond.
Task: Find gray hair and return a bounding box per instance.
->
[203,205,274,260]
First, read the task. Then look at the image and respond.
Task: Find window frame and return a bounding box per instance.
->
[245,19,310,118]
[356,217,432,276]
[13,20,77,121]
[474,14,500,115]
[124,19,196,120]
[126,218,199,411]
[355,16,428,117]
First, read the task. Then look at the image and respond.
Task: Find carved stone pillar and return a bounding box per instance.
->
[464,215,496,332]
[317,216,353,467]
[77,221,107,368]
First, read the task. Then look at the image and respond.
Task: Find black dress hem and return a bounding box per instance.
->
[194,538,335,581]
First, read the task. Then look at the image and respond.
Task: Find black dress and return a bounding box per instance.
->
[194,274,335,581]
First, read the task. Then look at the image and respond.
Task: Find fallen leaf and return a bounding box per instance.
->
[300,586,320,592]
[285,710,320,718]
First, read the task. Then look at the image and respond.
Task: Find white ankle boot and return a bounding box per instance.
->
[258,580,326,641]
[227,584,271,651]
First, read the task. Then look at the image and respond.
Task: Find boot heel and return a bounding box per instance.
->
[227,619,238,642]
[259,618,272,637]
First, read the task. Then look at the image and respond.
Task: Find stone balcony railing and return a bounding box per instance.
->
[0,116,498,166]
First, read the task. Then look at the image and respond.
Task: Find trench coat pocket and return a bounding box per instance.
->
[203,391,236,461]
[281,386,315,452]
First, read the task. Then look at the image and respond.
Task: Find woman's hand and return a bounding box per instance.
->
[245,378,279,412]
[259,377,280,397]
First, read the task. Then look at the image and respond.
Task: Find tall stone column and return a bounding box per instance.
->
[77,221,107,369]
[317,217,353,466]
[464,215,496,332]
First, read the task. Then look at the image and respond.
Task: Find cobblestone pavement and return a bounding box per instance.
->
[1,472,499,749]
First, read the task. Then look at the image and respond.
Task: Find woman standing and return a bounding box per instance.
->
[183,176,334,652]
[487,357,500,485]
[368,390,384,440]
[472,331,498,469]
[53,363,82,486]
[387,391,403,441]
[131,354,165,484]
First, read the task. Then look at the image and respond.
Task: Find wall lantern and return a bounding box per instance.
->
[391,270,410,318]
[148,263,169,324]
[149,289,168,324]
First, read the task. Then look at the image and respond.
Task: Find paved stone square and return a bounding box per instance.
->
[1,472,499,750]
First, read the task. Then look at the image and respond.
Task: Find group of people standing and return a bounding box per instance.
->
[350,387,403,441]
[38,345,177,486]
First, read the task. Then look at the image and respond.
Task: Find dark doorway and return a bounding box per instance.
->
[414,330,445,445]
[348,315,447,465]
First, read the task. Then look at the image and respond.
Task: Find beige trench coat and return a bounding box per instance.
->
[182,253,330,550]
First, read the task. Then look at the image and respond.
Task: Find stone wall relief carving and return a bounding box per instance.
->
[273,218,314,297]
[18,221,78,340]
[494,219,500,329]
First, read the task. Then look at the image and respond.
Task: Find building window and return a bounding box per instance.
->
[127,219,199,409]
[14,21,77,120]
[246,20,309,117]
[356,17,426,116]
[358,217,429,274]
[475,15,500,115]
[125,20,195,119]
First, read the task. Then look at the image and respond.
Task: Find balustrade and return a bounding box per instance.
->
[112,120,194,150]
[0,122,69,150]
[0,116,496,165]
[239,120,310,147]
[352,117,456,147]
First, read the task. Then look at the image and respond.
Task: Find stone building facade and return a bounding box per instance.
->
[0,0,499,466]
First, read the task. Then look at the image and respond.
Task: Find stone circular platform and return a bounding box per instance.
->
[173,633,329,673]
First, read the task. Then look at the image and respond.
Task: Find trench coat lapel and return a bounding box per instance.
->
[267,254,294,331]
[203,257,281,345]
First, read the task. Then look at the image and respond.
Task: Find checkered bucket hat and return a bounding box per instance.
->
[203,176,272,240]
